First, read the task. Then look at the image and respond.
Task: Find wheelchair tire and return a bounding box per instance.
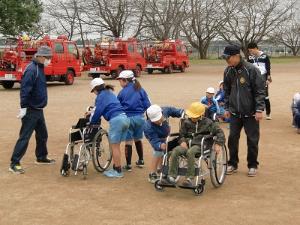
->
[210,144,228,188]
[60,153,70,177]
[194,184,204,196]
[91,129,112,172]
[154,180,164,191]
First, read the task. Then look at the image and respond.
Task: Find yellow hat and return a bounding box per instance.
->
[186,102,206,118]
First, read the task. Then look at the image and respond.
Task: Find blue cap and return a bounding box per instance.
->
[222,45,240,59]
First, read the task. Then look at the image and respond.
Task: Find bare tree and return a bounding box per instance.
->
[83,0,145,38]
[219,0,296,56]
[141,0,187,41]
[181,0,223,59]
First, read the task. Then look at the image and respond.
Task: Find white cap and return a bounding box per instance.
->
[147,105,163,122]
[90,78,104,92]
[117,70,134,79]
[219,80,224,85]
[206,87,215,94]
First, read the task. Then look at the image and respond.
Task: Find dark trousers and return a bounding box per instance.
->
[294,113,300,128]
[228,116,260,169]
[265,86,271,115]
[11,109,48,166]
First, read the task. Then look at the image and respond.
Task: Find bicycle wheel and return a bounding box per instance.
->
[210,144,228,187]
[91,129,112,172]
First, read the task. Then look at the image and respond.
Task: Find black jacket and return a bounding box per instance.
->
[223,59,265,116]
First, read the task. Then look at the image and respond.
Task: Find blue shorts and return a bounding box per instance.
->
[126,115,145,141]
[153,150,164,157]
[108,114,130,144]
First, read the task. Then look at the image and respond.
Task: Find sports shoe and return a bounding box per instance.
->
[122,164,132,172]
[9,164,25,174]
[135,160,144,168]
[35,158,56,165]
[266,115,272,120]
[226,165,237,175]
[182,178,193,188]
[167,176,176,185]
[248,168,257,177]
[148,172,158,183]
[103,169,124,178]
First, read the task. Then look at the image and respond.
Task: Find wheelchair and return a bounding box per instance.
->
[60,118,112,179]
[154,126,228,196]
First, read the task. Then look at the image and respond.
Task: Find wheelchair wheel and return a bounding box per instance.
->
[194,184,204,196]
[154,180,164,191]
[60,153,70,177]
[91,129,112,172]
[210,144,228,188]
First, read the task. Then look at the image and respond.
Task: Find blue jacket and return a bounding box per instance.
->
[117,82,151,117]
[201,96,220,114]
[144,107,184,151]
[90,89,125,124]
[20,59,47,109]
[215,89,225,104]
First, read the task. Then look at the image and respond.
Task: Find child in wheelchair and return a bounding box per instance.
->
[158,102,226,191]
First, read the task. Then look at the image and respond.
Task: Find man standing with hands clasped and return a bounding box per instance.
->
[222,45,265,177]
[9,46,55,174]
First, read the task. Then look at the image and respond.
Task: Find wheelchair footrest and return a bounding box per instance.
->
[157,180,176,188]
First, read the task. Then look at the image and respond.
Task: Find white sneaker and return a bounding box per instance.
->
[266,115,272,120]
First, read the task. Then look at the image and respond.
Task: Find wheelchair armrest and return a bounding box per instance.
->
[169,133,180,137]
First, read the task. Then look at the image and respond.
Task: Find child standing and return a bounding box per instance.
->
[117,70,151,171]
[201,87,220,120]
[144,105,184,183]
[89,78,130,178]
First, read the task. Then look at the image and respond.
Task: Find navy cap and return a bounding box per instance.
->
[222,45,240,59]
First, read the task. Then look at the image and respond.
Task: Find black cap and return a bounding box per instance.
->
[222,45,240,59]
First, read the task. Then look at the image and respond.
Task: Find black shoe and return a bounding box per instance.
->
[35,158,56,165]
[9,164,25,174]
[122,164,132,172]
[135,160,144,168]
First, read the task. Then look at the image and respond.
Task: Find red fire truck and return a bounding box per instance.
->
[0,35,81,89]
[82,38,146,79]
[144,39,190,74]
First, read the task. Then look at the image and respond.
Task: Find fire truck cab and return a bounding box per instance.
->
[82,38,146,79]
[145,39,190,74]
[0,35,81,89]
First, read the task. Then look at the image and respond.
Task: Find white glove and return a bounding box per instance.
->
[17,108,27,119]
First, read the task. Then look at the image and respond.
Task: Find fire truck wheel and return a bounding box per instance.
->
[2,81,14,89]
[180,64,186,72]
[164,66,173,74]
[111,71,118,79]
[134,65,142,77]
[65,70,74,85]
[147,69,153,74]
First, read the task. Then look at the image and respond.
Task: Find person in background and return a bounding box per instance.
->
[247,42,272,120]
[291,92,300,134]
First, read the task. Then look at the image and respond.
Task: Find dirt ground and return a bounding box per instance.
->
[0,61,299,225]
